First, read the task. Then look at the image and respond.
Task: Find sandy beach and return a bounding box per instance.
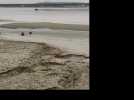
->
[0,39,89,90]
[0,7,89,90]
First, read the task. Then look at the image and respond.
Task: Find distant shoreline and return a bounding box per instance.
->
[0,19,14,22]
[0,3,89,8]
[0,22,89,31]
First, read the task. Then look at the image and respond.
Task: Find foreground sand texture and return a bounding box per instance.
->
[0,40,89,90]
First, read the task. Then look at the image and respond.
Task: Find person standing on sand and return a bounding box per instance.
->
[21,32,24,36]
[29,32,32,35]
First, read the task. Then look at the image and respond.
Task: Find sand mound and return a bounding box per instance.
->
[0,40,89,90]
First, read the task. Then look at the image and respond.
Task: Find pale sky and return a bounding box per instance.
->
[0,0,89,4]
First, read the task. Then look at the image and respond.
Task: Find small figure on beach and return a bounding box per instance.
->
[21,32,25,36]
[29,32,32,35]
[34,8,38,11]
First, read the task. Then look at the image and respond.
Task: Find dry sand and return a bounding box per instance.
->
[0,39,89,90]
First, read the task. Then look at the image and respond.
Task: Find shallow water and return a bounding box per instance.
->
[0,29,89,55]
[0,7,89,25]
[0,28,88,38]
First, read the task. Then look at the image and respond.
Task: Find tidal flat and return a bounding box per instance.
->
[0,22,89,31]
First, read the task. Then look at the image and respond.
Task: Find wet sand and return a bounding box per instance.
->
[0,22,89,31]
[0,28,89,55]
[0,39,89,90]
